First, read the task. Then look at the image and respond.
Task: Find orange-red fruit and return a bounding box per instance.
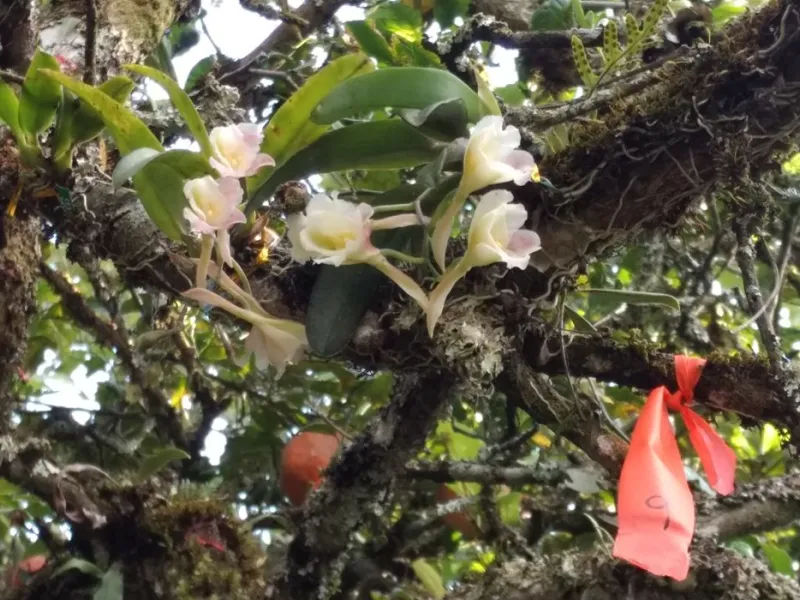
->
[6,554,47,588]
[280,432,341,506]
[435,484,481,540]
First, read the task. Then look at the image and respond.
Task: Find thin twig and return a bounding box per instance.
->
[0,68,24,85]
[732,218,783,366]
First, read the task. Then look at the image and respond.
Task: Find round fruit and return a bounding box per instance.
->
[280,432,341,506]
[435,484,481,540]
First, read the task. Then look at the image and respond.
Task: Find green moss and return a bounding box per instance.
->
[143,498,266,600]
[106,0,177,49]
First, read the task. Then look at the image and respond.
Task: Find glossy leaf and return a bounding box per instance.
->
[39,70,163,155]
[411,559,445,599]
[135,446,190,482]
[346,21,396,64]
[93,563,123,600]
[433,0,471,28]
[398,97,469,142]
[246,119,440,213]
[579,288,680,312]
[113,148,214,189]
[249,53,374,194]
[124,64,212,157]
[132,163,192,241]
[19,49,62,137]
[312,67,484,125]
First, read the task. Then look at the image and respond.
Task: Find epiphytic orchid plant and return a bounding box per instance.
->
[39,56,544,364]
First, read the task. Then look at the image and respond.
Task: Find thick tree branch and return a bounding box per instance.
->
[271,368,456,599]
[449,541,800,599]
[406,460,563,486]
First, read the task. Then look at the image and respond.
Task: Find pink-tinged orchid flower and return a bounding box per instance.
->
[183,282,307,377]
[209,123,275,178]
[427,190,541,337]
[431,116,538,271]
[183,176,246,270]
[287,194,429,311]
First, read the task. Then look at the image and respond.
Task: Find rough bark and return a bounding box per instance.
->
[449,543,800,600]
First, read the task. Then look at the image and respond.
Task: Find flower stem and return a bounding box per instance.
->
[196,234,214,289]
[371,202,417,213]
[430,185,469,272]
[230,257,253,296]
[368,255,429,312]
[380,248,425,264]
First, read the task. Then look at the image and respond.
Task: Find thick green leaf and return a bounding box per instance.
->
[727,540,755,559]
[398,97,469,141]
[93,563,123,600]
[578,288,680,312]
[113,148,214,189]
[71,76,136,145]
[312,67,484,125]
[51,558,105,580]
[0,79,22,140]
[248,53,374,194]
[124,64,212,158]
[52,76,136,166]
[39,70,162,155]
[184,56,215,92]
[135,446,190,482]
[346,21,396,64]
[246,119,440,213]
[132,162,192,241]
[306,185,427,356]
[19,49,62,137]
[411,559,445,599]
[761,543,794,576]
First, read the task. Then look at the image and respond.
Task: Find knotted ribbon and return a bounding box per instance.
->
[612,355,737,581]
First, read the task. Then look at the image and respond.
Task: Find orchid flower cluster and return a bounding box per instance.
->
[180,123,308,376]
[286,116,543,338]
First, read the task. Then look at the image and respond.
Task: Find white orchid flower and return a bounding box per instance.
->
[182,285,307,377]
[209,123,275,178]
[287,193,429,311]
[183,176,247,283]
[427,190,541,337]
[431,116,538,271]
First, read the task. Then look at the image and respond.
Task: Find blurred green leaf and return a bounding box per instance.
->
[52,558,105,580]
[399,97,470,141]
[135,446,190,483]
[578,288,680,312]
[370,2,423,42]
[761,543,794,576]
[530,0,573,31]
[433,0,471,27]
[93,563,124,600]
[411,559,446,599]
[727,539,756,559]
[184,56,215,92]
[346,21,396,64]
[0,79,22,141]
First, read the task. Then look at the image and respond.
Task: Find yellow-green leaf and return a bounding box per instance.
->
[19,49,62,137]
[411,559,445,599]
[124,64,212,158]
[39,69,162,155]
[248,53,374,194]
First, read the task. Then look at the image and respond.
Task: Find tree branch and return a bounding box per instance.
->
[406,460,563,486]
[39,261,188,450]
